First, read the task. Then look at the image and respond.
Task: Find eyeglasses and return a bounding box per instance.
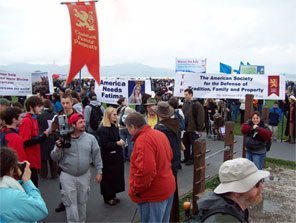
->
[255,179,264,188]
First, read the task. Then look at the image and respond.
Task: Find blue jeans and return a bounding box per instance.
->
[119,128,133,159]
[231,104,240,122]
[246,150,266,170]
[138,195,174,223]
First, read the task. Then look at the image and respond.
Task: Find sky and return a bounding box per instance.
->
[0,0,295,74]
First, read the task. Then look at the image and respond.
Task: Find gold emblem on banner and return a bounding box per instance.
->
[74,9,95,31]
[270,78,278,88]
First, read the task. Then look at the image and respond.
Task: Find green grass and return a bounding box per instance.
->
[266,157,296,170]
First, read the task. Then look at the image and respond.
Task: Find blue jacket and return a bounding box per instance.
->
[268,107,282,126]
[0,178,48,223]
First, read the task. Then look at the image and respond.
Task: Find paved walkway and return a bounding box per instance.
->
[41,136,295,222]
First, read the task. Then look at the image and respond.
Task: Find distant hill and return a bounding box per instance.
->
[1,63,294,80]
[0,63,175,78]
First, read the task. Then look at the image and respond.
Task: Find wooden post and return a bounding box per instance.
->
[261,107,269,124]
[192,139,206,214]
[242,94,254,157]
[224,121,235,161]
[262,107,270,168]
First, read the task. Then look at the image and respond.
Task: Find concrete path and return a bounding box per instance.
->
[41,135,295,222]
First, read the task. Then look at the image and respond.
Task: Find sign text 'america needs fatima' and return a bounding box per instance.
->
[100,80,126,99]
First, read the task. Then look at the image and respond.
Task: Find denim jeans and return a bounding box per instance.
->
[246,150,266,170]
[138,195,174,223]
[119,128,133,159]
[231,104,240,122]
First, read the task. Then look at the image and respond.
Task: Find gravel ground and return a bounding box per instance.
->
[250,166,296,223]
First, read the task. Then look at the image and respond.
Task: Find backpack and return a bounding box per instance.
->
[0,131,7,147]
[119,107,127,127]
[0,128,13,147]
[89,104,103,131]
[175,109,185,131]
[265,139,272,152]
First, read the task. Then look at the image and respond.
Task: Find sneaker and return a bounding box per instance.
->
[55,202,65,213]
[181,159,189,164]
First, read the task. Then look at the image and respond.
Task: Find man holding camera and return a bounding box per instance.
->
[51,113,103,223]
[51,93,77,212]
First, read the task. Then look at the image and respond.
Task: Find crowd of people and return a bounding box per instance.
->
[0,78,295,222]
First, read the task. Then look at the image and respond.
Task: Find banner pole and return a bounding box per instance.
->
[281,114,284,142]
[61,0,98,4]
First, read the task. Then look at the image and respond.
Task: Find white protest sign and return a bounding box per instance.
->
[175,58,206,73]
[174,72,285,100]
[0,72,32,96]
[31,71,53,94]
[95,77,152,105]
[96,78,128,104]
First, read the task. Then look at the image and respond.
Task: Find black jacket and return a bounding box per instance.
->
[197,192,249,223]
[154,118,181,174]
[97,124,125,195]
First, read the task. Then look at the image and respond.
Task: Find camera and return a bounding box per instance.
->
[57,115,74,148]
[18,162,27,178]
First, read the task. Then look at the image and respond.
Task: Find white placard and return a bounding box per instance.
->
[95,77,152,105]
[175,58,206,73]
[0,72,32,96]
[173,72,285,100]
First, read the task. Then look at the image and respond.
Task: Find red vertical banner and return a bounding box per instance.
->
[65,1,100,85]
[268,75,280,96]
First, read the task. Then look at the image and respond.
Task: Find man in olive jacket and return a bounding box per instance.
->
[182,88,205,165]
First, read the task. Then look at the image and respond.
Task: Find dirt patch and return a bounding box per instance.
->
[249,166,296,223]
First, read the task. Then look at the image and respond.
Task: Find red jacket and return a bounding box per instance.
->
[1,127,27,162]
[129,125,175,203]
[19,113,41,169]
[241,121,272,142]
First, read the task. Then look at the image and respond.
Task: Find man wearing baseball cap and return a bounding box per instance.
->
[196,158,270,222]
[51,113,103,223]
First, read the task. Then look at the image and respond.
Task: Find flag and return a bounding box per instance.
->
[268,75,280,96]
[220,62,232,74]
[238,61,244,74]
[65,1,100,85]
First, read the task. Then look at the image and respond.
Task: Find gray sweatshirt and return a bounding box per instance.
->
[51,132,103,176]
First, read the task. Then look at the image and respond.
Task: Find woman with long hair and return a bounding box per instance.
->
[97,107,125,205]
[128,84,142,104]
[241,111,272,169]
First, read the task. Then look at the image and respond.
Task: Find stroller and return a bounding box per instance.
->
[213,110,225,140]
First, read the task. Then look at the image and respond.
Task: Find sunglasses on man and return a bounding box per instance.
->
[255,179,264,188]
